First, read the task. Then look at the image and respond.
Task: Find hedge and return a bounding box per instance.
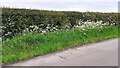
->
[1,8,119,40]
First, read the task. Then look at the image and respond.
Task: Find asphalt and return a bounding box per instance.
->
[7,38,118,66]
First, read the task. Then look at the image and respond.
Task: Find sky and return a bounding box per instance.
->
[0,0,119,12]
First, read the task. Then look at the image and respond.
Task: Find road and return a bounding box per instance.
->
[7,38,118,66]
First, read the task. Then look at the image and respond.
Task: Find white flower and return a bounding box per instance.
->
[46,26,50,29]
[23,34,26,35]
[81,29,85,31]
[41,30,46,34]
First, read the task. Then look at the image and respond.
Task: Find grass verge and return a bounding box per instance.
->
[2,26,120,64]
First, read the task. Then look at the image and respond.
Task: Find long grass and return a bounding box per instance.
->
[0,38,2,64]
[2,26,119,64]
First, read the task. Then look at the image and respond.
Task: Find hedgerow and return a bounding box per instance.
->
[1,8,119,40]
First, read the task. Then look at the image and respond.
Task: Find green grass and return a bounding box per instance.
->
[0,40,2,64]
[2,26,120,64]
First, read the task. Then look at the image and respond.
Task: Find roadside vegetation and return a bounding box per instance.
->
[1,8,120,64]
[0,38,1,64]
[2,26,119,64]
